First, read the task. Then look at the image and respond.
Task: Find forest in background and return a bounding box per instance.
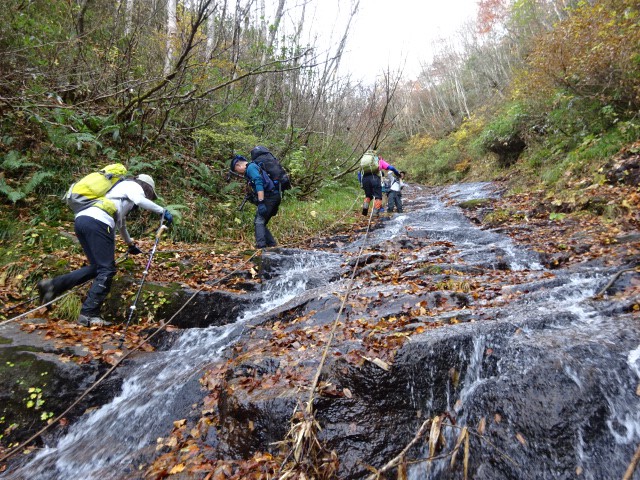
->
[1,0,640,473]
[0,0,639,261]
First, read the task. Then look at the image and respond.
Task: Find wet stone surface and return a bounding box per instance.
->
[0,324,120,449]
[3,182,639,480]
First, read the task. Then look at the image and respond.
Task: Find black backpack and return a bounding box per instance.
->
[250,146,291,191]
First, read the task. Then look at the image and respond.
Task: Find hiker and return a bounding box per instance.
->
[360,151,401,216]
[387,170,405,213]
[37,174,173,326]
[381,173,391,212]
[230,154,281,249]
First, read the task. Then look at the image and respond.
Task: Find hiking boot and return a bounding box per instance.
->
[77,314,112,327]
[362,207,369,216]
[37,279,55,306]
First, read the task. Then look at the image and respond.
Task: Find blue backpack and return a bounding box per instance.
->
[254,163,276,192]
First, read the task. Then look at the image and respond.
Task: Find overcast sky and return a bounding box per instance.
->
[303,0,479,83]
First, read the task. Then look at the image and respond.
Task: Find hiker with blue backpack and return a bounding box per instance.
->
[37,167,172,326]
[359,150,401,217]
[230,146,290,249]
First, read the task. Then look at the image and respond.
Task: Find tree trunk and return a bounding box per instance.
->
[249,0,286,108]
[285,1,306,131]
[164,0,177,76]
[206,2,219,59]
[125,0,135,36]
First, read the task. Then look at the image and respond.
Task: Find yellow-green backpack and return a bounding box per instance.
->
[63,163,127,216]
[360,150,379,175]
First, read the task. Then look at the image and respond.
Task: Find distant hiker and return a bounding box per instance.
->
[37,174,173,326]
[387,170,405,213]
[359,150,401,216]
[230,151,282,249]
[381,173,391,212]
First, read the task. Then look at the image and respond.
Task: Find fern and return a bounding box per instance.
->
[0,170,55,203]
[0,178,26,203]
[221,181,241,194]
[127,156,164,175]
[188,162,220,195]
[65,132,102,151]
[1,151,38,171]
[127,161,156,174]
[163,204,187,222]
[192,162,211,178]
[24,171,55,194]
[97,124,121,142]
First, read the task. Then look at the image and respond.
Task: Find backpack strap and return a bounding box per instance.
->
[247,162,276,193]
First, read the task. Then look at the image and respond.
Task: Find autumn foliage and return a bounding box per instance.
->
[524,0,640,115]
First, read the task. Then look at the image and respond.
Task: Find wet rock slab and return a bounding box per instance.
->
[0,321,120,449]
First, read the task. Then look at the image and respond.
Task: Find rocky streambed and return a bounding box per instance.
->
[2,182,639,479]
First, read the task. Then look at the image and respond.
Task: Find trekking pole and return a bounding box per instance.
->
[238,195,249,211]
[2,294,39,313]
[118,218,167,347]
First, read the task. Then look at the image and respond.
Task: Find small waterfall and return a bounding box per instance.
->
[5,182,638,480]
[4,250,342,480]
[407,266,640,479]
[628,345,640,379]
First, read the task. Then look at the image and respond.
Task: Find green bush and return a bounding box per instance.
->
[472,102,529,168]
[194,121,258,161]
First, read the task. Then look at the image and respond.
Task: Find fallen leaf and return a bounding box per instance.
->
[169,463,185,474]
[371,357,390,371]
[477,417,486,435]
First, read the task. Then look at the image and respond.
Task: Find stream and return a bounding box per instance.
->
[4,182,639,479]
[3,251,343,479]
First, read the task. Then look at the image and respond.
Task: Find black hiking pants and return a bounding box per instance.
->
[255,191,281,248]
[361,173,382,200]
[51,216,117,316]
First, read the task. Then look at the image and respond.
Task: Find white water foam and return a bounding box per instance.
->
[6,251,341,480]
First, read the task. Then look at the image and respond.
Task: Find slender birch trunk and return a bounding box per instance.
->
[164,0,177,76]
[249,0,286,108]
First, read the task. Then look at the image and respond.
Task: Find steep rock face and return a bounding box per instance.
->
[452,313,640,480]
[0,282,246,454]
[104,278,250,329]
[208,284,478,479]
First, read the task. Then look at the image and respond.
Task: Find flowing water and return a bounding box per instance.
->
[5,182,639,479]
[4,250,343,479]
[401,184,640,480]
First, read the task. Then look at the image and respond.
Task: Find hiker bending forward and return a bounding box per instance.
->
[231,156,281,249]
[361,155,401,216]
[37,175,173,326]
[387,170,405,213]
